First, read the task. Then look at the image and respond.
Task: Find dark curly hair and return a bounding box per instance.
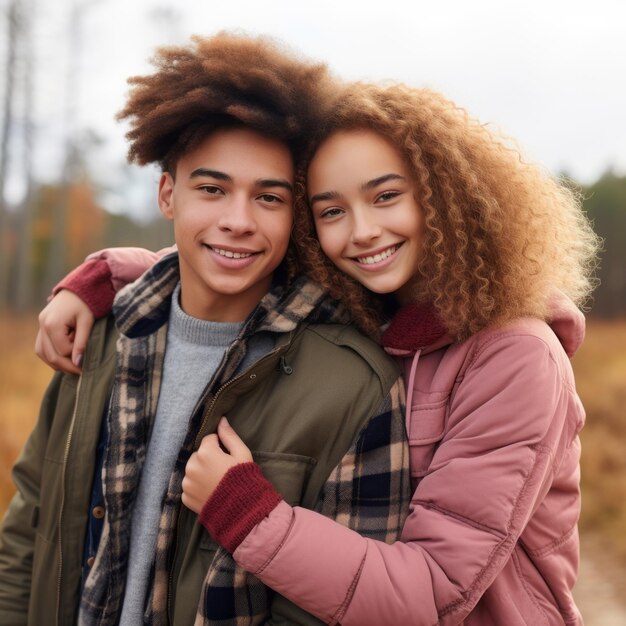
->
[116,31,338,282]
[294,83,601,340]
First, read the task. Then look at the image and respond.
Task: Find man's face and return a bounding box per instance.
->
[158,127,294,322]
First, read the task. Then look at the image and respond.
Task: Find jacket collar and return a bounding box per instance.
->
[112,250,350,340]
[382,302,451,357]
[382,290,586,359]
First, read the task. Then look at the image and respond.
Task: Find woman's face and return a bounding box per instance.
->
[307,129,424,300]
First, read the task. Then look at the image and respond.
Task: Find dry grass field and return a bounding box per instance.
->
[0,313,625,622]
[0,314,52,514]
[571,320,626,562]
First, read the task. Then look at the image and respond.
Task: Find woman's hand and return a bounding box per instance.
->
[35,290,95,374]
[182,417,254,514]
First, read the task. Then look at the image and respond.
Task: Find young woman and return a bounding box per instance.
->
[36,82,599,625]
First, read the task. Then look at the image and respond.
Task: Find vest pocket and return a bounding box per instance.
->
[408,396,447,478]
[252,451,317,506]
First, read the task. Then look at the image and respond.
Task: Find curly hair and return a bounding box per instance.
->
[117,32,336,172]
[116,31,338,282]
[294,83,601,340]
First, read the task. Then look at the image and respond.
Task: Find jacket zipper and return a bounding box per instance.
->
[166,343,288,623]
[56,375,83,626]
[166,371,258,623]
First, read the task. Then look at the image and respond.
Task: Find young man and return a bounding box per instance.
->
[0,34,409,626]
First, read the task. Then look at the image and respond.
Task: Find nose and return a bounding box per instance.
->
[217,194,257,236]
[351,208,382,245]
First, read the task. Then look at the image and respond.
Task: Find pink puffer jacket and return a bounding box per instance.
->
[233,294,585,625]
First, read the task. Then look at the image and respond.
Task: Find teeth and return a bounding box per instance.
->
[357,245,399,265]
[212,247,253,259]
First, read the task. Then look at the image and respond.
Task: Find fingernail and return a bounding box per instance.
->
[73,353,83,367]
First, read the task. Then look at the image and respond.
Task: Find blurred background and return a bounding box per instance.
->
[0,0,624,623]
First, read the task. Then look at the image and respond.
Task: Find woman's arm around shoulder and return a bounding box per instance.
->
[36,245,174,372]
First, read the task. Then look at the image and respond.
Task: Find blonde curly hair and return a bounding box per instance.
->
[293,83,601,340]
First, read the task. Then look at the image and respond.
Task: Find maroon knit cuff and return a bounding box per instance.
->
[53,259,117,319]
[199,462,283,553]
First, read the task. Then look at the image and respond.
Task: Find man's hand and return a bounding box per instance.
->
[35,290,95,374]
[182,417,254,514]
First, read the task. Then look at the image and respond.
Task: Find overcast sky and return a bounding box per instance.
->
[5,0,626,215]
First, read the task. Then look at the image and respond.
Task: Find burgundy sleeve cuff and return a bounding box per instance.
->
[52,258,117,319]
[199,462,283,553]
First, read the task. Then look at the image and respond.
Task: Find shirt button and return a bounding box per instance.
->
[92,506,105,519]
[87,556,95,568]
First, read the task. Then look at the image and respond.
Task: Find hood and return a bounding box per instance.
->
[545,290,586,358]
[382,291,585,359]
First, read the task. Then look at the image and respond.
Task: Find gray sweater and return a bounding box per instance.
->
[120,284,271,625]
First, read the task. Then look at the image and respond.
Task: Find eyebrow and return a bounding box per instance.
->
[309,190,342,206]
[360,173,407,192]
[309,173,407,206]
[190,168,232,182]
[190,168,293,193]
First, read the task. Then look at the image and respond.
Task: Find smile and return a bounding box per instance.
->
[211,246,255,259]
[354,244,401,265]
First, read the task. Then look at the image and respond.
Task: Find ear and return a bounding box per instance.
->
[158,172,175,220]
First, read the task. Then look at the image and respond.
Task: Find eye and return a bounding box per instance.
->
[258,193,283,204]
[198,185,224,196]
[318,207,344,219]
[375,190,401,203]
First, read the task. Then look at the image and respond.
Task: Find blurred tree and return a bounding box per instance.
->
[13,0,35,311]
[30,177,107,303]
[66,179,106,268]
[103,211,172,252]
[26,175,171,305]
[43,0,100,296]
[0,0,20,308]
[582,170,626,317]
[0,0,38,311]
